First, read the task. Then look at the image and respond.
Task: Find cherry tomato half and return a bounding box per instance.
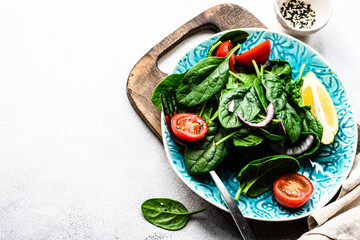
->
[171,113,207,142]
[273,172,313,209]
[236,40,271,67]
[213,40,237,73]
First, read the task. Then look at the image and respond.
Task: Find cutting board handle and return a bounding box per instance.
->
[148,4,266,75]
[127,4,266,140]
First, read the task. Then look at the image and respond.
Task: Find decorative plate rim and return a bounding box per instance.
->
[161,28,358,222]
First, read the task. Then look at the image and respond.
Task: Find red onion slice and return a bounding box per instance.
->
[228,99,235,113]
[278,119,287,135]
[270,134,315,156]
[236,102,274,127]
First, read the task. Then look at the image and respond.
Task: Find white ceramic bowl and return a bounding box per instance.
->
[274,0,333,36]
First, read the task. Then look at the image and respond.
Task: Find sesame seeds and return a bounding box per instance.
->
[280,0,316,29]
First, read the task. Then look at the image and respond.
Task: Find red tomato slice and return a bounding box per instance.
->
[213,40,237,73]
[273,172,313,209]
[236,40,271,67]
[171,113,207,142]
[229,54,236,73]
[214,40,233,57]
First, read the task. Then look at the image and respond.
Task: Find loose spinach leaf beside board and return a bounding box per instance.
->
[141,198,205,230]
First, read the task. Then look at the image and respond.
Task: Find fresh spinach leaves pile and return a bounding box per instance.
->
[152,30,323,199]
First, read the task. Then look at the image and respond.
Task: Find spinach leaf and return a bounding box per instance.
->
[218,87,247,128]
[232,132,264,147]
[151,72,186,110]
[141,198,205,230]
[253,78,268,111]
[200,97,219,123]
[207,41,222,57]
[283,71,323,148]
[226,72,256,89]
[291,107,323,156]
[260,73,302,143]
[301,107,323,139]
[217,30,249,46]
[286,76,323,143]
[218,86,262,129]
[183,96,218,123]
[257,127,285,142]
[208,30,249,55]
[184,120,230,175]
[235,155,300,199]
[177,45,240,107]
[287,78,323,141]
[267,59,292,83]
[287,78,304,108]
[277,100,302,143]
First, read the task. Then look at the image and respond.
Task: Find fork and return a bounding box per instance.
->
[160,92,188,146]
[160,92,256,240]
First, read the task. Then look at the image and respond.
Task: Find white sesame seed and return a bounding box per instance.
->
[281,0,316,29]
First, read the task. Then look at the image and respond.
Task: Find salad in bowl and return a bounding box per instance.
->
[152,29,357,221]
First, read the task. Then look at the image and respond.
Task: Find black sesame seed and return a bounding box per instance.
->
[280,0,316,29]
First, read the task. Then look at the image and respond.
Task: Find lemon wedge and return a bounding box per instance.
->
[302,71,338,144]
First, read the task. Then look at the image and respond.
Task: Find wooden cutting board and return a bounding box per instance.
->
[126,3,360,239]
[126,3,266,141]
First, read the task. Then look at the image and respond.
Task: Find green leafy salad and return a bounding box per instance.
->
[151,30,323,201]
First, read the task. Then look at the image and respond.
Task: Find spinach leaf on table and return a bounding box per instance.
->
[151,72,186,110]
[141,198,205,231]
[218,86,262,129]
[235,155,300,199]
[177,45,240,107]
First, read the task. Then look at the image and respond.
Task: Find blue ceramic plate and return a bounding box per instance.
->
[161,28,357,221]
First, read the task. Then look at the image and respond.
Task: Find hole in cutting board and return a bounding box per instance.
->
[157,30,215,74]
